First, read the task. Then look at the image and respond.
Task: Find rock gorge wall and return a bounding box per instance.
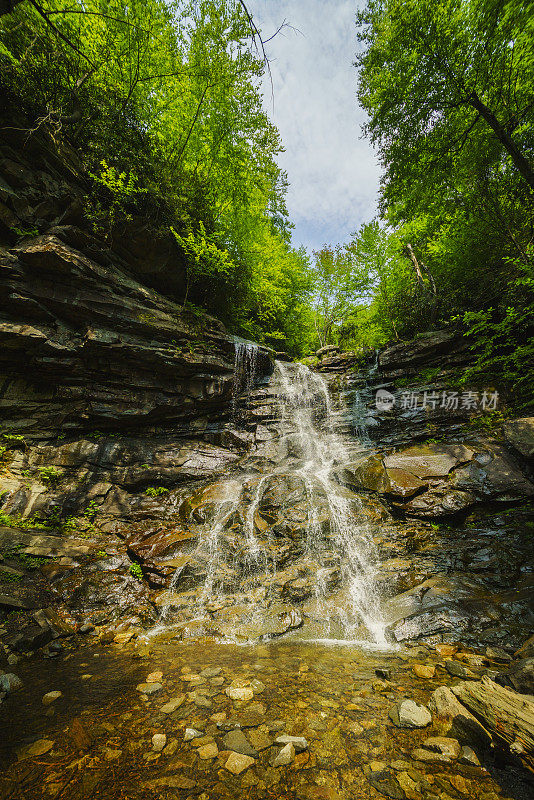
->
[0,117,533,661]
[0,116,273,527]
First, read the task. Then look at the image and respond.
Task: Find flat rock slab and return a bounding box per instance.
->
[384,443,474,478]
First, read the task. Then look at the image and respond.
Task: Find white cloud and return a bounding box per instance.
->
[249,0,381,253]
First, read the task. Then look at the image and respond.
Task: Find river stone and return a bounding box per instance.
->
[411,747,451,764]
[18,739,54,759]
[222,729,258,757]
[160,695,185,713]
[136,682,162,695]
[0,673,23,692]
[151,733,166,752]
[272,742,295,767]
[389,699,431,728]
[274,735,308,752]
[198,742,218,759]
[42,690,63,706]
[226,686,254,702]
[225,751,255,775]
[421,736,461,759]
[184,728,202,741]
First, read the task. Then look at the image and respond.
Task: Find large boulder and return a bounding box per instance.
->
[503,417,534,460]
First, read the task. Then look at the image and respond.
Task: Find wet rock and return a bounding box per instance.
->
[411,747,451,764]
[445,660,477,679]
[9,623,53,652]
[17,739,55,759]
[136,682,162,695]
[413,664,435,679]
[375,668,392,681]
[515,635,534,659]
[367,769,406,800]
[0,673,23,692]
[459,745,481,765]
[68,718,92,751]
[495,657,534,694]
[42,691,63,706]
[274,735,308,752]
[384,443,474,479]
[198,742,218,759]
[142,775,197,790]
[151,733,166,752]
[184,728,203,741]
[428,686,491,746]
[224,751,255,775]
[246,729,273,751]
[421,736,461,759]
[226,686,254,702]
[272,742,295,766]
[160,696,185,713]
[503,417,534,460]
[222,730,258,757]
[485,646,511,663]
[389,699,431,728]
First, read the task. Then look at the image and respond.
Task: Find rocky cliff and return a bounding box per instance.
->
[0,119,533,670]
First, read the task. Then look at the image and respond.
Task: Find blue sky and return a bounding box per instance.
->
[249,0,380,254]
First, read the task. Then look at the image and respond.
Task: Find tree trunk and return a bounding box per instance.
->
[469,92,534,193]
[452,677,534,773]
[404,243,425,288]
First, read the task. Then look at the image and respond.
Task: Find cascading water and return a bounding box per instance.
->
[158,357,387,647]
[231,338,260,420]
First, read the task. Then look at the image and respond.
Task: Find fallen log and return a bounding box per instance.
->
[452,676,534,773]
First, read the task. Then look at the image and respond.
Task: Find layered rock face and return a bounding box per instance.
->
[0,119,272,523]
[0,119,533,658]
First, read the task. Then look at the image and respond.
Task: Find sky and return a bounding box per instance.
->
[249,0,381,254]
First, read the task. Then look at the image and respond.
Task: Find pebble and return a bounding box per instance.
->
[184,728,203,742]
[225,751,255,775]
[152,733,167,752]
[146,671,163,683]
[136,682,162,695]
[0,673,23,693]
[413,664,435,679]
[389,699,432,728]
[222,730,258,757]
[272,742,295,767]
[160,696,185,713]
[226,686,254,702]
[198,742,218,759]
[42,691,63,706]
[274,735,308,753]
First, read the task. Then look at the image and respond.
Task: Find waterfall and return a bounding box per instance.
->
[231,339,260,421]
[272,361,386,645]
[158,359,387,647]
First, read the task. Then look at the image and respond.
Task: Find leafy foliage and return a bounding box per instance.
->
[0,0,312,353]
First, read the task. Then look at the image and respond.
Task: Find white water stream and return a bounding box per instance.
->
[158,353,387,647]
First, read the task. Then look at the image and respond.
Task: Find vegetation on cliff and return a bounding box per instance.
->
[1,0,533,400]
[0,0,312,354]
[311,0,534,407]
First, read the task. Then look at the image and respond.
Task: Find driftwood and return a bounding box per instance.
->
[452,676,534,773]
